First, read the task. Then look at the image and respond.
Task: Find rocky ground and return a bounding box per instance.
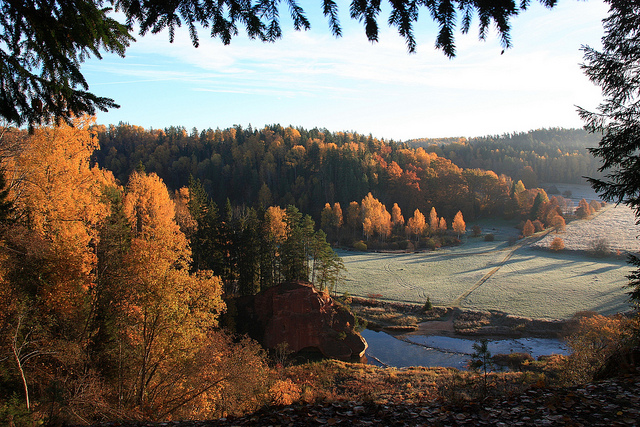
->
[94,373,640,426]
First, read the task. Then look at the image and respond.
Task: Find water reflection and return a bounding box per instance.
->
[361,329,568,369]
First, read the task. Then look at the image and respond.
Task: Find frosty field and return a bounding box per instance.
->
[338,204,636,320]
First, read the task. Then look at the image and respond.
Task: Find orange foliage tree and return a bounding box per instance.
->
[452,211,466,238]
[119,171,227,412]
[522,219,535,237]
[429,207,439,235]
[406,208,426,242]
[550,237,565,251]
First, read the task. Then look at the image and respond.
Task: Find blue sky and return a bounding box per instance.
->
[83,0,609,141]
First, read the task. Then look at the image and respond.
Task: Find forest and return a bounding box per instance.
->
[92,123,591,235]
[0,117,347,422]
[407,128,603,186]
[0,118,602,423]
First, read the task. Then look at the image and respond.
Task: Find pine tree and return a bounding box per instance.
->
[579,0,640,305]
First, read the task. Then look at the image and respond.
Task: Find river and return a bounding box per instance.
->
[361,329,568,369]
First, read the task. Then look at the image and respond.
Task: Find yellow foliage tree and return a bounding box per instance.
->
[452,211,466,237]
[438,217,447,233]
[121,171,226,412]
[2,116,114,320]
[406,208,426,242]
[360,193,392,241]
[391,203,404,233]
[429,207,438,235]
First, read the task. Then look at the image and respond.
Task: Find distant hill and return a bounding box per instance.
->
[406,128,603,186]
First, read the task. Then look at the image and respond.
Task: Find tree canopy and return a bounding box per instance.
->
[1,0,559,127]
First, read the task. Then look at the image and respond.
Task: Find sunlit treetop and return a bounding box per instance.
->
[1,0,557,127]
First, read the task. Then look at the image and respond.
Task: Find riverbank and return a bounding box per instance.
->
[348,297,567,339]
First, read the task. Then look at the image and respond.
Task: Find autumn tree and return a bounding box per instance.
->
[360,193,392,242]
[260,206,287,288]
[346,201,361,239]
[391,202,404,233]
[120,171,226,411]
[452,211,466,238]
[406,209,426,242]
[332,202,344,240]
[438,217,447,234]
[429,207,439,235]
[522,219,535,237]
[0,118,119,420]
[1,116,113,329]
[320,202,343,243]
[576,198,592,219]
[551,215,566,233]
[550,237,565,251]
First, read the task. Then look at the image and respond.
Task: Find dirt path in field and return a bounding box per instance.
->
[449,229,555,308]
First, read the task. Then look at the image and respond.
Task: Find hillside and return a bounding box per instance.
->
[83,366,640,426]
[93,125,598,225]
[407,128,603,186]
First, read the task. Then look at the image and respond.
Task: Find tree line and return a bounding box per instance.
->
[92,123,553,231]
[407,128,604,185]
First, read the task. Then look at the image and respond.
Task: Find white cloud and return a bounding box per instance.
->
[85,0,609,139]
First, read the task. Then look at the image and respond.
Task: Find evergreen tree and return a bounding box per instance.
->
[187,177,222,273]
[1,1,561,126]
[579,0,640,305]
[237,208,261,296]
[0,170,13,223]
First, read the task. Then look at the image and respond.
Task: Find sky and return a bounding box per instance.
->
[83,0,610,141]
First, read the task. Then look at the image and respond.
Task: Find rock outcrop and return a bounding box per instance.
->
[234,281,367,360]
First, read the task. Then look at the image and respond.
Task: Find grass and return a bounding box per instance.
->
[466,247,631,319]
[337,249,508,305]
[534,204,639,253]
[338,204,635,320]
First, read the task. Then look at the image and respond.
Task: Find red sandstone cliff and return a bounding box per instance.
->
[234,281,367,360]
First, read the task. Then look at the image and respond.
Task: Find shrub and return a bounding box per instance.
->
[472,225,482,237]
[560,312,631,385]
[441,235,461,246]
[353,241,367,251]
[484,233,495,242]
[576,198,591,219]
[589,238,610,257]
[589,200,601,212]
[270,379,301,406]
[424,237,440,250]
[398,240,409,250]
[550,237,565,251]
[423,296,433,311]
[492,352,534,370]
